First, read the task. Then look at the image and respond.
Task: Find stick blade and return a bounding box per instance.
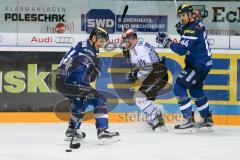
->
[70,143,81,149]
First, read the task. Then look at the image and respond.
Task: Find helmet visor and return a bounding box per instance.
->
[96,32,109,42]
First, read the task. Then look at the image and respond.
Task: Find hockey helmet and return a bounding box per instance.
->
[122,29,137,40]
[177,3,193,14]
[89,27,109,41]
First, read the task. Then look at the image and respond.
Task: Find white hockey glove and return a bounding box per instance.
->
[156,32,171,48]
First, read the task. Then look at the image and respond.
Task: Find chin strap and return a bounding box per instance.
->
[187,12,192,24]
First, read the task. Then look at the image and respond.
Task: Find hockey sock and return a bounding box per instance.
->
[195,96,211,118]
[178,97,192,119]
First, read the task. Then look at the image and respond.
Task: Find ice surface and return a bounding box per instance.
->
[0,123,239,160]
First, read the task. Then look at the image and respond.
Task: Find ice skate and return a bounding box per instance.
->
[196,115,214,132]
[97,128,120,145]
[64,127,86,142]
[174,117,196,134]
[150,112,168,133]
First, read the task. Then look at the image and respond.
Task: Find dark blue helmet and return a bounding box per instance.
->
[177,3,193,14]
[89,27,109,41]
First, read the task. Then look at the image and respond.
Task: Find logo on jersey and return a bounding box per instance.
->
[183,29,196,35]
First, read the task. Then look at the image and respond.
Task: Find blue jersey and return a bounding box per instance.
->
[56,39,102,86]
[170,20,212,71]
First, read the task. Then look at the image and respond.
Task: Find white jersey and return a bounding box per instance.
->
[129,39,161,81]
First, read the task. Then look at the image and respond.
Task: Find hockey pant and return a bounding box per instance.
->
[134,62,168,124]
[173,66,211,118]
[55,78,108,129]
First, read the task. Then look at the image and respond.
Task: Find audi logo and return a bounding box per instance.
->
[55,37,74,44]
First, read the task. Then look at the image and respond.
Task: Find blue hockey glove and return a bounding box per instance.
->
[89,58,103,82]
[175,22,185,35]
[122,46,130,59]
[126,70,138,82]
[156,32,171,48]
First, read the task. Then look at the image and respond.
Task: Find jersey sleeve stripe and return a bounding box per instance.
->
[182,35,198,40]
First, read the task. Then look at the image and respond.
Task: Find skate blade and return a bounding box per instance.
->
[196,127,214,132]
[153,126,168,133]
[174,128,197,134]
[98,136,121,145]
[64,137,85,142]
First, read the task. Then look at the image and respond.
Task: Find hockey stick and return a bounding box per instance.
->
[120,5,128,32]
[173,0,179,20]
[65,120,81,151]
[120,5,129,57]
[69,116,81,149]
[69,127,81,149]
[119,5,135,79]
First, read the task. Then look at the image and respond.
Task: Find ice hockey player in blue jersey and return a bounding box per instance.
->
[156,3,213,133]
[55,27,120,144]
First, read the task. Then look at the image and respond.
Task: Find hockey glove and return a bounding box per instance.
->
[93,58,103,72]
[156,32,171,48]
[89,67,100,82]
[175,22,185,35]
[126,70,138,82]
[89,58,103,82]
[122,46,130,59]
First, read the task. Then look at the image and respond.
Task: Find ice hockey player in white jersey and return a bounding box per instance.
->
[122,29,169,132]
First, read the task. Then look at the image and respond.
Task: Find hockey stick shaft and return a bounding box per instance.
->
[120,5,133,74]
[69,121,81,149]
[69,117,81,149]
[173,0,179,20]
[120,5,128,32]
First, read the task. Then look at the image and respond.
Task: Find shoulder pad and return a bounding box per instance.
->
[83,48,95,57]
[80,40,96,57]
[183,22,201,37]
[183,29,197,36]
[137,39,144,46]
[133,43,145,55]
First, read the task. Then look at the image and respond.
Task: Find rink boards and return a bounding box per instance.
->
[0,50,240,125]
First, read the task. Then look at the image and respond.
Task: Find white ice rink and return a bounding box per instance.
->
[0,123,239,160]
